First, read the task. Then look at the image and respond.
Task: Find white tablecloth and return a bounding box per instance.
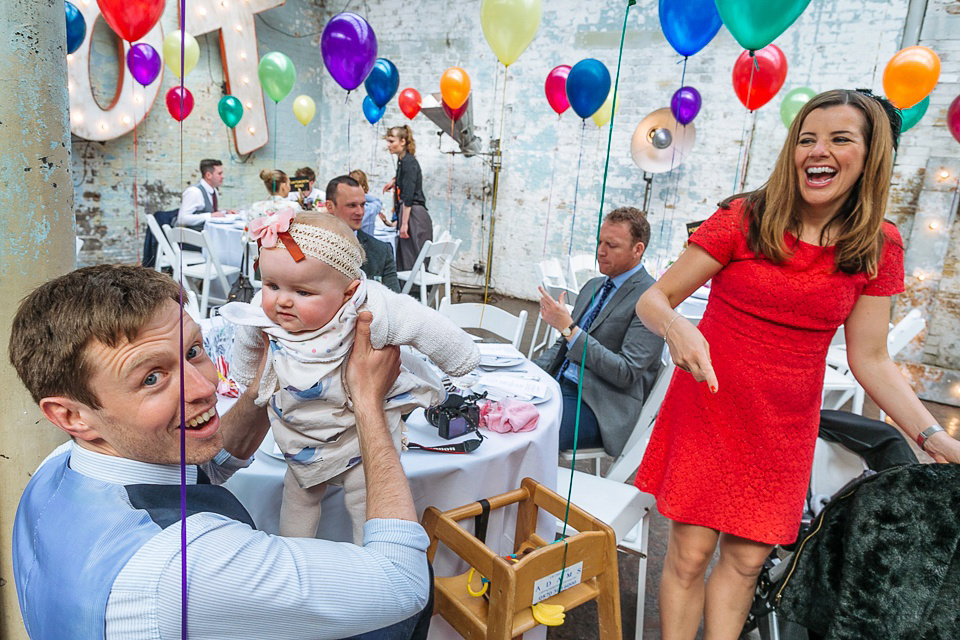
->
[219,357,560,638]
[204,220,247,269]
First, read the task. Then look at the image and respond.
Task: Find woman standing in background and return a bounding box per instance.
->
[384,125,433,272]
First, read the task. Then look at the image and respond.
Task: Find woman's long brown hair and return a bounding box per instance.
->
[722,90,900,276]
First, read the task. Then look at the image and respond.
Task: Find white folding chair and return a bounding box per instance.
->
[438,296,527,349]
[567,253,601,291]
[397,239,461,307]
[163,225,240,318]
[434,229,452,243]
[535,258,567,289]
[146,214,204,274]
[75,237,83,258]
[556,468,655,640]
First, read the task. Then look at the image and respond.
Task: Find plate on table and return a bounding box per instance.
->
[474,372,552,404]
[478,355,525,369]
[477,343,525,369]
[207,217,239,225]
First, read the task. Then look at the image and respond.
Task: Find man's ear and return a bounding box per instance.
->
[324,200,335,213]
[634,241,646,259]
[38,397,102,443]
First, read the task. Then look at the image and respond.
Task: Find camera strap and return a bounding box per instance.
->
[408,430,485,454]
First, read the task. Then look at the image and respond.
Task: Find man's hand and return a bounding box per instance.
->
[211,211,226,218]
[383,178,396,193]
[538,286,574,334]
[347,311,401,411]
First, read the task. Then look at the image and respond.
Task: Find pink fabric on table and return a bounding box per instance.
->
[480,399,539,433]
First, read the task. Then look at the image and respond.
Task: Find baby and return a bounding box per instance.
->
[221,210,478,543]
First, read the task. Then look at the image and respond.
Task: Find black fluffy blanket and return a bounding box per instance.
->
[777,464,960,640]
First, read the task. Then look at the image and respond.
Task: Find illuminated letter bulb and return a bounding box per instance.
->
[930,220,941,230]
[248,126,256,134]
[940,169,951,180]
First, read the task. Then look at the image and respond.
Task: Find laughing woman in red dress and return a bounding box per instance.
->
[634,89,960,639]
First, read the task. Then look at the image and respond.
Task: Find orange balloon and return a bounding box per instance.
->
[440,67,471,110]
[883,46,940,109]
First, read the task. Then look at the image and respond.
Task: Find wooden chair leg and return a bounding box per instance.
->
[595,528,623,640]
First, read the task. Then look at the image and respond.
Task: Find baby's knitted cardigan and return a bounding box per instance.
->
[229,280,480,403]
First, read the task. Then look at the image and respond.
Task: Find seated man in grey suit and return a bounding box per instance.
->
[535,207,663,458]
[325,175,401,293]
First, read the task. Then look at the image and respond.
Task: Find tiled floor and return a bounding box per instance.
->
[453,290,960,639]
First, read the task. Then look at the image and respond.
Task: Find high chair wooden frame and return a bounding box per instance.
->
[421,477,622,640]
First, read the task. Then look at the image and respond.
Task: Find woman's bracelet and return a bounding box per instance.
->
[917,424,945,451]
[664,314,683,340]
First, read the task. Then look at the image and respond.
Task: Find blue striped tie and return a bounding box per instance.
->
[557,278,615,381]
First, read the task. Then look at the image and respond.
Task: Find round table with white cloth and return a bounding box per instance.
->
[203,218,247,269]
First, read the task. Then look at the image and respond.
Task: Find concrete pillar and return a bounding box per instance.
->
[0,1,74,637]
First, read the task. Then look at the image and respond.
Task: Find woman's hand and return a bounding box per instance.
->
[399,224,409,239]
[379,212,397,227]
[665,315,719,393]
[383,178,396,193]
[921,432,960,464]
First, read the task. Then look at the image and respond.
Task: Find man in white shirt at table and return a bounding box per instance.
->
[178,158,233,228]
[9,265,432,639]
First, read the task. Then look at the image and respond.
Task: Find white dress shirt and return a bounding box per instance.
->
[178,179,219,227]
[56,443,431,639]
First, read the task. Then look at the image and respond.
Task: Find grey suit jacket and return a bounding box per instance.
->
[357,230,400,293]
[536,266,663,457]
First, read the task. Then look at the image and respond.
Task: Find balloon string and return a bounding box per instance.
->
[447,143,453,233]
[662,56,688,269]
[134,91,140,263]
[346,93,351,173]
[481,66,510,310]
[177,6,188,639]
[542,116,561,257]
[560,0,635,575]
[567,120,586,254]
[733,60,757,193]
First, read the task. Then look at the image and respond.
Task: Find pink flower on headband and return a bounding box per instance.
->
[248,209,296,248]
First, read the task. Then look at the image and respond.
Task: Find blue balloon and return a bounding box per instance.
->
[364,58,399,109]
[565,59,611,120]
[362,95,386,125]
[659,0,722,58]
[65,1,86,55]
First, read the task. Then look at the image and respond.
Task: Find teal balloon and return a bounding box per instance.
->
[900,96,929,133]
[258,52,296,103]
[218,95,244,128]
[779,86,816,127]
[715,0,812,51]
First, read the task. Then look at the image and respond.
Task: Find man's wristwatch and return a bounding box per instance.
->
[561,323,577,339]
[917,424,945,451]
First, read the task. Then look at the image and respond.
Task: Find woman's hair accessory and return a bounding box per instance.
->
[854,88,903,151]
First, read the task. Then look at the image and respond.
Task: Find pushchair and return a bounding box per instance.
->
[741,410,960,640]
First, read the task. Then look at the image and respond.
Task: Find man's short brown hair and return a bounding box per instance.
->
[199,158,222,178]
[605,207,651,247]
[9,265,182,409]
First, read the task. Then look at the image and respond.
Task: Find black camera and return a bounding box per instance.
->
[426,393,483,440]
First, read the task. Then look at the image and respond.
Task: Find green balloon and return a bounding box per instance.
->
[258,52,296,103]
[780,86,816,128]
[715,0,812,51]
[900,96,929,133]
[218,95,244,128]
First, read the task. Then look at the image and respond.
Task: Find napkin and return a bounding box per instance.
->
[480,399,539,433]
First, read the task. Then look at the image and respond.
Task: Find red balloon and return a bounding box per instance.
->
[398,88,421,119]
[545,65,571,116]
[443,97,469,123]
[96,0,164,42]
[732,45,788,111]
[948,95,960,145]
[166,87,194,122]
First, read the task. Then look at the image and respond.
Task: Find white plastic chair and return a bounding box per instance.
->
[163,225,240,318]
[556,468,655,640]
[397,239,461,307]
[566,253,601,291]
[146,214,204,273]
[438,296,527,349]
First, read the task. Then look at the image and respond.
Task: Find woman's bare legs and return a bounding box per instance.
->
[659,521,719,640]
[703,532,773,640]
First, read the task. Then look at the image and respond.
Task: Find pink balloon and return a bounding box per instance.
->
[165,86,194,122]
[545,65,571,116]
[948,95,960,145]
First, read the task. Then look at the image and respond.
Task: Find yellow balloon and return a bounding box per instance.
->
[163,31,199,79]
[480,0,542,67]
[292,95,316,126]
[591,90,620,127]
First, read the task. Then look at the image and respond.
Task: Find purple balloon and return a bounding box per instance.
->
[670,86,702,125]
[321,12,377,92]
[127,43,162,87]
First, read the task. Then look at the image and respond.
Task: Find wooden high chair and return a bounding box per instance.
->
[421,477,622,640]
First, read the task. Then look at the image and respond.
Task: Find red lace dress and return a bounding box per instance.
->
[634,201,905,544]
